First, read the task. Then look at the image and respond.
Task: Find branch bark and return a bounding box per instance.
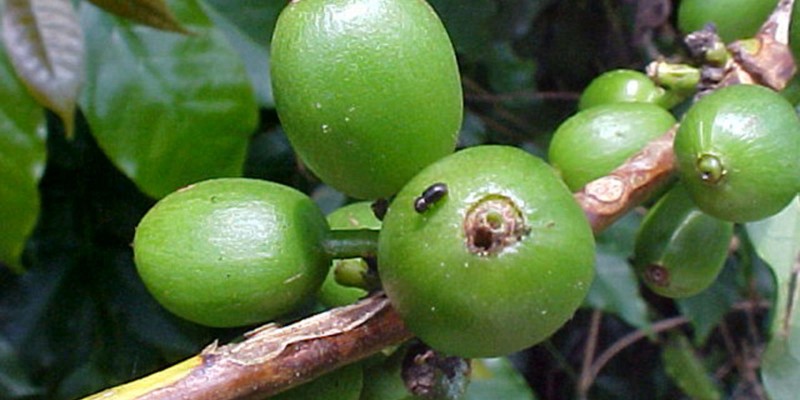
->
[86,296,413,400]
[574,126,677,233]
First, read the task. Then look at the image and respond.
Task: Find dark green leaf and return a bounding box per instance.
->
[201,2,273,107]
[466,358,537,400]
[0,122,217,399]
[586,251,649,330]
[202,0,282,48]
[0,37,46,272]
[661,334,721,400]
[457,110,488,148]
[78,0,258,198]
[1,0,83,137]
[491,0,557,41]
[0,336,40,398]
[676,259,741,345]
[87,0,190,34]
[486,42,537,94]
[427,0,496,61]
[203,0,283,109]
[585,213,650,329]
[311,185,347,216]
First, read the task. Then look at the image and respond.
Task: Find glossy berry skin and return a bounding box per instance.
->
[678,0,776,42]
[378,146,595,358]
[674,84,800,222]
[578,70,667,110]
[134,178,329,327]
[318,202,379,308]
[271,0,463,199]
[548,103,676,191]
[633,184,733,298]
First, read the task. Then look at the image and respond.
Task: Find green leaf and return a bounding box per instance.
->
[86,0,190,34]
[0,36,46,272]
[586,251,650,329]
[456,110,488,148]
[585,213,650,329]
[78,0,258,198]
[762,337,800,400]
[198,0,280,106]
[748,198,800,398]
[676,260,741,345]
[748,198,800,341]
[202,0,282,48]
[0,336,40,397]
[486,42,537,95]
[466,358,538,400]
[661,333,721,400]
[311,185,347,216]
[427,0,496,61]
[0,124,216,398]
[1,0,84,137]
[201,2,273,107]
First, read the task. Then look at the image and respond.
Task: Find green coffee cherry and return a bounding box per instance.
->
[578,69,668,110]
[633,184,733,298]
[134,178,329,327]
[548,103,676,191]
[674,84,800,222]
[271,0,463,199]
[379,145,595,358]
[678,0,776,42]
[318,202,380,308]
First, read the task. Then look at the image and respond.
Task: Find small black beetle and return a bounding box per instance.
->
[414,182,448,213]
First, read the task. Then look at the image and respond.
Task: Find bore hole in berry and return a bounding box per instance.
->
[464,195,528,256]
[472,227,495,251]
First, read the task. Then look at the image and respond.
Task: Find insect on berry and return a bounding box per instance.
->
[378,146,595,358]
[414,183,448,213]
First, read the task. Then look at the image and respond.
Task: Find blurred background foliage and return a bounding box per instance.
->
[0,0,792,399]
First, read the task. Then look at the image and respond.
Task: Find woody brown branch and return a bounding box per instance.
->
[575,125,677,234]
[139,296,412,400]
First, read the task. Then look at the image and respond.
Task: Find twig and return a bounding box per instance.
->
[585,316,689,387]
[574,125,677,233]
[462,77,535,137]
[85,296,412,400]
[577,310,604,399]
[723,0,796,90]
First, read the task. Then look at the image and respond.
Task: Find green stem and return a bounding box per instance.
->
[323,229,380,259]
[646,61,701,108]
